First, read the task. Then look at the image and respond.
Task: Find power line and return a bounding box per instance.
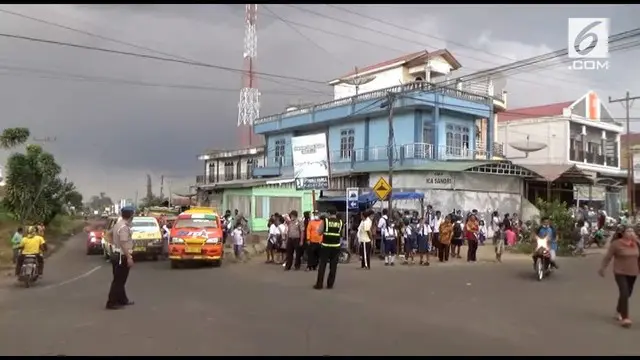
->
[0,32,327,85]
[0,7,334,95]
[262,5,346,66]
[289,4,635,90]
[0,64,330,97]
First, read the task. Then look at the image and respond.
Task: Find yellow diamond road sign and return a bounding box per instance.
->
[373,177,391,201]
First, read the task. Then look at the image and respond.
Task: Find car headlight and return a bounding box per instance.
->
[171,237,184,244]
[205,238,219,244]
[152,238,162,244]
[90,237,98,243]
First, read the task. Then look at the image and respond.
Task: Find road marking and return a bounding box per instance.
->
[40,265,103,290]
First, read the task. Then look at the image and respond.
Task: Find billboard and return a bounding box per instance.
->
[291,133,329,190]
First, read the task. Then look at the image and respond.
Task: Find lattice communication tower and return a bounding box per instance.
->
[237,4,260,146]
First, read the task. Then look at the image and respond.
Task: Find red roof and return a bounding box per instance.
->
[498,101,573,122]
[335,49,461,80]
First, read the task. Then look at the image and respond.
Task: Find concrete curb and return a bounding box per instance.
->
[223,240,267,264]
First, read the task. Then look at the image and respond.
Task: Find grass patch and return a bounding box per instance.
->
[0,215,85,269]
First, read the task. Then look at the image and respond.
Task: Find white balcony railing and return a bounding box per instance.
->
[263,142,505,168]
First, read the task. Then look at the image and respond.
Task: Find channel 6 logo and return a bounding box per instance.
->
[568,18,610,71]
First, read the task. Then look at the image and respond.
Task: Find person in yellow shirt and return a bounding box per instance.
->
[15,226,47,277]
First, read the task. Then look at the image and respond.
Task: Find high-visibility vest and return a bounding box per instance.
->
[323,219,342,247]
[307,220,323,243]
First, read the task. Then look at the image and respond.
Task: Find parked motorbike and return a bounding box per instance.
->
[532,237,552,281]
[338,237,351,264]
[18,255,39,288]
[585,228,606,248]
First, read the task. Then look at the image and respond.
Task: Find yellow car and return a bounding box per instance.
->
[130,216,163,261]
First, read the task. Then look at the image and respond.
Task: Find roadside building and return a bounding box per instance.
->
[496,90,626,216]
[193,146,313,232]
[251,49,552,219]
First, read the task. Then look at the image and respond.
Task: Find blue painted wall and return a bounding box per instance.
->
[436,111,477,150]
[265,132,293,166]
[328,121,366,159]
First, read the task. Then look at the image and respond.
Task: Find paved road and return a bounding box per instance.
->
[0,236,638,356]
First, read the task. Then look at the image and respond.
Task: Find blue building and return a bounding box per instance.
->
[251,50,543,217]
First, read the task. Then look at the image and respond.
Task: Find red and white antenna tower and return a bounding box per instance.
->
[237,4,260,147]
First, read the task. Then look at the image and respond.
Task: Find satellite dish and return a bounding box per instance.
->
[509,140,547,153]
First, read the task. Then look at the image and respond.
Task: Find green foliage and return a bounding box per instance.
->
[512,198,576,256]
[1,128,83,224]
[0,127,30,149]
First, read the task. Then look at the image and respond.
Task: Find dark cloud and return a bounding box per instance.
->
[0,4,638,199]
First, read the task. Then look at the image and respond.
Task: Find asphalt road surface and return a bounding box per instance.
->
[1,235,639,356]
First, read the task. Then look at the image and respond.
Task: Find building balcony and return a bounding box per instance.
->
[196,172,255,186]
[253,81,502,134]
[570,150,619,168]
[252,142,505,178]
[195,175,216,185]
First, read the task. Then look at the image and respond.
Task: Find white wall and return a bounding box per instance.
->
[497,118,568,165]
[204,154,264,182]
[333,67,407,100]
[367,171,522,219]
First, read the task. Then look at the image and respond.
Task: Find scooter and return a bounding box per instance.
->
[338,237,351,264]
[585,228,606,248]
[532,237,552,281]
[18,255,39,288]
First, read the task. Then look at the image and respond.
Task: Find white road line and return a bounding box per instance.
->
[40,265,103,290]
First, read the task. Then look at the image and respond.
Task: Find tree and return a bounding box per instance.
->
[0,127,30,149]
[2,142,76,224]
[89,192,113,211]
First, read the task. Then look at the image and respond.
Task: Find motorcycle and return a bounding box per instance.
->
[18,255,39,288]
[585,228,606,248]
[532,237,552,281]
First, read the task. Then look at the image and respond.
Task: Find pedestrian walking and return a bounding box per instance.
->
[10,227,23,264]
[451,216,464,259]
[438,215,453,262]
[265,216,278,264]
[495,222,506,262]
[278,214,288,265]
[377,209,389,258]
[231,223,245,260]
[284,210,305,271]
[106,206,135,310]
[599,225,640,328]
[306,211,323,271]
[417,217,431,266]
[431,211,442,258]
[358,211,373,269]
[466,214,480,262]
[478,220,487,245]
[383,222,398,266]
[314,208,343,290]
[490,211,500,245]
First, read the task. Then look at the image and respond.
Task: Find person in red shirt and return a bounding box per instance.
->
[465,214,480,262]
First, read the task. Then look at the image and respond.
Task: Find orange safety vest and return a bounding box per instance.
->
[307,220,323,243]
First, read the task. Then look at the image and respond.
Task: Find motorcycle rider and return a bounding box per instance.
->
[536,216,558,269]
[15,226,46,277]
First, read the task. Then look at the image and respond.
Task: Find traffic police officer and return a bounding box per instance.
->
[314,208,343,290]
[106,206,135,310]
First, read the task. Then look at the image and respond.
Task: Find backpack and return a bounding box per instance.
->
[453,222,463,239]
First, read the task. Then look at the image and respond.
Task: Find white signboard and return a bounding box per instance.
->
[291,133,329,190]
[424,171,454,189]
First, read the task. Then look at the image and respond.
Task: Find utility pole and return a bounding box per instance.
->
[609,91,640,214]
[159,175,165,201]
[380,92,396,220]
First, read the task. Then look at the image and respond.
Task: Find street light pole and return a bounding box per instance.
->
[380,92,396,220]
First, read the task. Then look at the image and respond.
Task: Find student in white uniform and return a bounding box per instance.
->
[383,222,398,266]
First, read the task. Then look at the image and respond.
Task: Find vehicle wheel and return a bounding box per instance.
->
[24,279,30,288]
[86,249,92,255]
[597,241,604,248]
[535,258,544,281]
[170,260,180,269]
[151,255,159,261]
[212,260,222,268]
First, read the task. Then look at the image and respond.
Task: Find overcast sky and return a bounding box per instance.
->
[0,4,638,200]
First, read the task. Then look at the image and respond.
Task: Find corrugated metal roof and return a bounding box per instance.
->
[498,101,572,122]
